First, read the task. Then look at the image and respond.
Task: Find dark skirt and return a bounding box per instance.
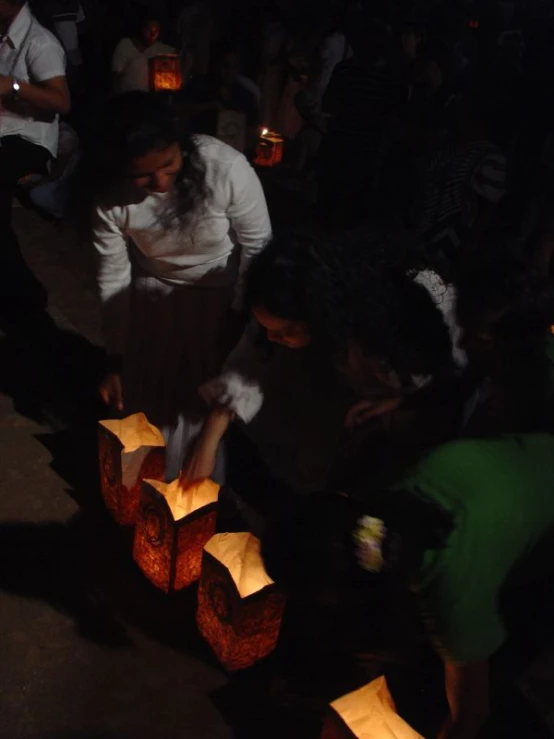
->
[122,271,233,481]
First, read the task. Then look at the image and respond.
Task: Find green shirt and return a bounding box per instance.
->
[394,434,554,662]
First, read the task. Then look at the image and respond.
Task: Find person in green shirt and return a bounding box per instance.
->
[262,433,554,739]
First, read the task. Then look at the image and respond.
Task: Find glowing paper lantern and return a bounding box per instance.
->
[254,128,284,167]
[133,478,219,592]
[321,677,424,739]
[196,533,286,671]
[149,54,183,92]
[98,413,165,526]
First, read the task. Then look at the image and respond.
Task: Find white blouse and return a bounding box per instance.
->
[93,135,272,354]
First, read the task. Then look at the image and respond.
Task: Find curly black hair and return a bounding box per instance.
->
[244,232,316,321]
[77,92,208,230]
[307,225,455,381]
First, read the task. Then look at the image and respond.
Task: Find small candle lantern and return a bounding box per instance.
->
[149,54,183,92]
[196,532,286,671]
[133,478,219,592]
[254,128,284,167]
[98,413,165,526]
[321,677,423,739]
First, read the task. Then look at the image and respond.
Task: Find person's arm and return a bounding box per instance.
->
[225,155,272,312]
[180,405,234,487]
[92,204,132,409]
[182,323,268,486]
[438,659,489,739]
[0,38,69,115]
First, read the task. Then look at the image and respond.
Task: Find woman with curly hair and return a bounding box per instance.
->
[88,92,271,479]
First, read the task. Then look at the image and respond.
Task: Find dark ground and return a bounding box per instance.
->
[0,187,553,738]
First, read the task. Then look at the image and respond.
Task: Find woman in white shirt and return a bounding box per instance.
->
[89,92,271,480]
[111,13,175,94]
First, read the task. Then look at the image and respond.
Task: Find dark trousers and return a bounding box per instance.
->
[0,135,50,322]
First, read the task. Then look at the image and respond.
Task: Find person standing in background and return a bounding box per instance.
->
[111,12,175,95]
[0,0,70,335]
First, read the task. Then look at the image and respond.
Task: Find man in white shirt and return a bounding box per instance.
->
[111,13,175,95]
[0,0,70,322]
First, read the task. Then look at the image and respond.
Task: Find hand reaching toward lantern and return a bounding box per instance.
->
[344,397,402,429]
[99,372,124,412]
[180,405,234,490]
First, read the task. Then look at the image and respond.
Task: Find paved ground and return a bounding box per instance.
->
[1,202,554,739]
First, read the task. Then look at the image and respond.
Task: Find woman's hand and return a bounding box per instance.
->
[438,659,489,739]
[344,397,402,429]
[99,372,124,412]
[180,406,234,489]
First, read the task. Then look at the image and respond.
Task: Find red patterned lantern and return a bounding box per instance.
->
[149,54,183,92]
[321,677,423,739]
[98,413,165,526]
[133,478,219,592]
[254,128,284,167]
[196,533,286,671]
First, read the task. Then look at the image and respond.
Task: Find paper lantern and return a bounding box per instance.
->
[98,413,166,526]
[254,128,284,167]
[196,533,286,671]
[321,676,423,739]
[133,478,219,592]
[149,54,183,92]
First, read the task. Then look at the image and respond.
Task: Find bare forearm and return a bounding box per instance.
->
[199,406,234,449]
[17,79,70,114]
[440,660,489,739]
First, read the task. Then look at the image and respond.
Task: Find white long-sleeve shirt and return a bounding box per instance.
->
[93,135,272,354]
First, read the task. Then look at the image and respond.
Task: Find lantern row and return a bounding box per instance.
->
[98,414,421,736]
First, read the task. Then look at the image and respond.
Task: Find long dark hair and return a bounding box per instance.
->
[77,92,208,229]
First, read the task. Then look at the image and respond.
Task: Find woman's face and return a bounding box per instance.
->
[127,143,182,195]
[253,307,311,349]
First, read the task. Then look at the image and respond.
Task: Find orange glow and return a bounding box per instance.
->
[149,54,183,92]
[98,414,166,526]
[321,677,424,738]
[255,128,284,167]
[133,478,220,592]
[196,533,287,671]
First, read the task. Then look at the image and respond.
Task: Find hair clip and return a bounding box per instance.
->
[354,515,387,574]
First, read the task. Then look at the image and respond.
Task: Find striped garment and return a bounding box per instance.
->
[415,141,507,253]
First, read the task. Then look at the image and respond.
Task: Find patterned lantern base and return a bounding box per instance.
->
[98,413,166,526]
[134,478,220,592]
[196,533,286,671]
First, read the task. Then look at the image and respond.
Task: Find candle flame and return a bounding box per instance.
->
[261,128,269,136]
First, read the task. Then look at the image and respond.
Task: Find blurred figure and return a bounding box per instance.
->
[318,10,409,227]
[111,12,175,94]
[0,0,70,334]
[180,44,259,156]
[23,122,80,221]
